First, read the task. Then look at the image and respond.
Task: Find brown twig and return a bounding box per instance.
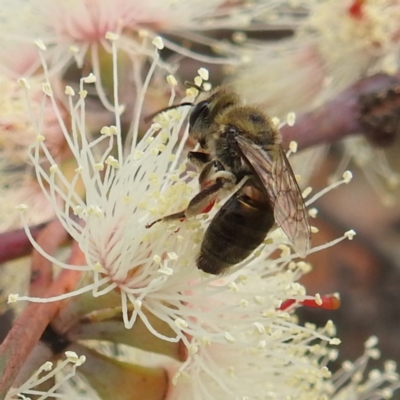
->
[281,73,400,149]
[0,242,84,398]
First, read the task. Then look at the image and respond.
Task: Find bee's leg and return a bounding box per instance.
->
[188,151,210,168]
[145,210,186,228]
[185,170,236,217]
[198,160,225,188]
[146,170,236,228]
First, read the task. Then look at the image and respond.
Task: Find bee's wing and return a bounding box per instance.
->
[235,136,311,257]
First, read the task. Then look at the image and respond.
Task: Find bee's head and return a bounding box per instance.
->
[145,86,241,150]
[189,88,241,149]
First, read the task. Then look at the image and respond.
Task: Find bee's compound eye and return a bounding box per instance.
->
[248,113,264,124]
[189,100,210,129]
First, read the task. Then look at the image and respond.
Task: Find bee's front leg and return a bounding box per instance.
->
[146,164,236,229]
[187,151,211,169]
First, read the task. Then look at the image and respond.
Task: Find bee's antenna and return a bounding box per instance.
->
[144,102,193,123]
[144,82,204,123]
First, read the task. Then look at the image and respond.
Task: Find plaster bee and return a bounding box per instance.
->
[146,87,311,274]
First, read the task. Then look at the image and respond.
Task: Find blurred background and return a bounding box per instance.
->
[1,0,400,395]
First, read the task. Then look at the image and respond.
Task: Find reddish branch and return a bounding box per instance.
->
[0,243,84,398]
[0,223,47,264]
[281,73,400,149]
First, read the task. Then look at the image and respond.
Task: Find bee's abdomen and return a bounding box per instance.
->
[197,192,274,274]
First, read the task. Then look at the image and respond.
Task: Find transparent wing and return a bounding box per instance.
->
[235,135,311,257]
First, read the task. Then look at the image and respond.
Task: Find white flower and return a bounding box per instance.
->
[0,75,64,230]
[0,0,273,79]
[232,0,400,203]
[330,337,400,400]
[6,351,86,400]
[5,32,365,399]
[234,0,400,118]
[11,338,400,399]
[328,135,400,206]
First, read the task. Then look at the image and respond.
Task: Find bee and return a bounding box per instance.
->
[146,87,311,274]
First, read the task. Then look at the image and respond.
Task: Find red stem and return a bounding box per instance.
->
[0,222,47,264]
[281,73,400,149]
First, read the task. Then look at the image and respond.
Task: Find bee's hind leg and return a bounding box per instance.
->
[146,167,236,229]
[145,210,186,228]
